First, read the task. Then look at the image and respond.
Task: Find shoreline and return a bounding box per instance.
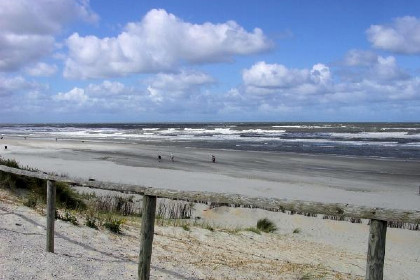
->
[4,134,420,162]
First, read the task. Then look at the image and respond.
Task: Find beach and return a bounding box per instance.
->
[0,136,420,279]
[0,136,419,210]
[1,189,419,279]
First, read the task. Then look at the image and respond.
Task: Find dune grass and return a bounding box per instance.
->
[257,218,277,233]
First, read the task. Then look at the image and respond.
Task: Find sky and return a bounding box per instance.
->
[1,0,420,123]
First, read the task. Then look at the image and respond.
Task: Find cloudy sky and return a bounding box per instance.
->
[1,0,420,123]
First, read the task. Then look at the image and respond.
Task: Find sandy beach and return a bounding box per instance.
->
[0,136,419,279]
[1,188,419,280]
[0,137,419,210]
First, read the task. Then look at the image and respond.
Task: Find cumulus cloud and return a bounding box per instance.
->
[148,71,214,92]
[146,70,215,103]
[25,62,58,77]
[341,50,409,82]
[343,50,378,66]
[0,0,98,72]
[86,80,128,96]
[367,16,420,54]
[0,75,45,96]
[372,56,409,81]
[64,9,272,79]
[50,82,151,114]
[242,62,331,95]
[54,87,88,103]
[235,54,420,115]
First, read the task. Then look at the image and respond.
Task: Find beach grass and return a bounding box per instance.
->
[257,218,277,233]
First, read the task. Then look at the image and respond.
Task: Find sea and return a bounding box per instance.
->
[1,122,420,159]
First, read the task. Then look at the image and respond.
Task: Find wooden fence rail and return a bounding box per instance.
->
[1,164,419,280]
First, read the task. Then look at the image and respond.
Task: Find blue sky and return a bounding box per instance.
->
[1,0,420,123]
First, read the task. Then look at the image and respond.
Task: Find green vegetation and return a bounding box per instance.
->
[293,228,301,234]
[103,216,124,234]
[257,218,277,233]
[57,210,79,226]
[182,224,190,231]
[0,156,86,211]
[1,157,284,236]
[0,157,19,169]
[85,216,99,229]
[23,192,38,208]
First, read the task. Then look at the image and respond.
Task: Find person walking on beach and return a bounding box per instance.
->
[158,155,162,162]
[211,155,216,163]
[170,153,174,162]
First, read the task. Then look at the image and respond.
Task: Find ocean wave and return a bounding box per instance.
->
[1,123,419,159]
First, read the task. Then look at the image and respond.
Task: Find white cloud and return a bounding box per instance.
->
[64,9,272,79]
[25,62,57,77]
[242,62,331,95]
[367,16,420,54]
[372,56,409,81]
[341,50,409,82]
[148,71,214,91]
[235,55,420,114]
[0,0,98,72]
[146,70,215,102]
[0,34,55,72]
[0,75,44,96]
[54,87,88,103]
[86,80,128,96]
[343,50,378,66]
[310,64,331,85]
[243,62,308,89]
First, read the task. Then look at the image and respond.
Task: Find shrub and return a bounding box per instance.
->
[85,216,99,230]
[104,216,124,234]
[0,160,86,211]
[23,193,38,208]
[57,211,79,226]
[256,218,277,233]
[0,156,20,169]
[55,182,86,210]
[293,228,301,234]
[182,223,190,231]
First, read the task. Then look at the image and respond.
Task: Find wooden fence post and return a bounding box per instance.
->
[46,180,56,253]
[366,219,387,280]
[138,195,157,280]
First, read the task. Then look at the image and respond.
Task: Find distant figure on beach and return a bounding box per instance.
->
[170,153,174,162]
[158,155,162,161]
[55,138,57,142]
[211,155,216,163]
[4,146,7,150]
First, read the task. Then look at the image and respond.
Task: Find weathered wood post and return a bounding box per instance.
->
[46,180,56,253]
[366,219,387,280]
[138,195,157,280]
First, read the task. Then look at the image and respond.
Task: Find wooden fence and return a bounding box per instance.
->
[0,164,419,280]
